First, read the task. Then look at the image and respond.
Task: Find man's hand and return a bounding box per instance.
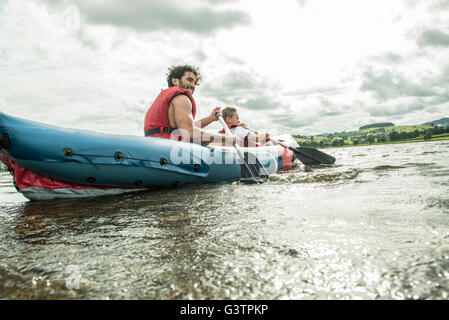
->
[195,107,222,128]
[210,107,221,121]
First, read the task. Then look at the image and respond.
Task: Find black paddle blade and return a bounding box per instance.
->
[292,146,336,166]
[239,151,268,182]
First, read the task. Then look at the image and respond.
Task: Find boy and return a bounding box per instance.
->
[219,107,270,147]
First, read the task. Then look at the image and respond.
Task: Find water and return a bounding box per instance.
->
[0,141,448,300]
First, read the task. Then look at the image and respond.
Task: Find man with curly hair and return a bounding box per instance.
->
[144,64,237,145]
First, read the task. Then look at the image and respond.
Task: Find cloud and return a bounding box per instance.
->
[357,48,449,122]
[220,71,261,92]
[266,93,347,131]
[199,0,239,3]
[3,0,449,137]
[366,98,425,117]
[192,48,208,62]
[312,95,346,117]
[223,55,246,65]
[238,97,279,110]
[201,70,284,110]
[72,99,147,131]
[284,85,344,97]
[402,0,420,9]
[369,52,404,64]
[429,0,449,10]
[418,29,449,47]
[0,0,167,135]
[360,68,436,101]
[270,113,314,129]
[358,57,449,120]
[297,0,308,8]
[58,0,251,35]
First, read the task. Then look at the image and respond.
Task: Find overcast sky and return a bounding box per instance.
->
[1,0,448,136]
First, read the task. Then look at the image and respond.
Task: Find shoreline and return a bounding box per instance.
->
[318,136,449,149]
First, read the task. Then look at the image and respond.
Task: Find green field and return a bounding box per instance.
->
[319,134,449,148]
[295,124,449,148]
[358,125,433,134]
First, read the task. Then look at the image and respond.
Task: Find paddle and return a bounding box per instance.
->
[216,113,268,181]
[243,126,336,166]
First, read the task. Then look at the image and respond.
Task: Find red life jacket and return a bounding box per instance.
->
[144,87,197,139]
[218,124,239,135]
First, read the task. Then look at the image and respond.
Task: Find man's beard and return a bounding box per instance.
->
[179,81,194,94]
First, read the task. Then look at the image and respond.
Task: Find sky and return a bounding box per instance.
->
[0,0,448,136]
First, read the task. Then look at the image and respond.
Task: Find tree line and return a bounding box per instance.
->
[298,125,449,148]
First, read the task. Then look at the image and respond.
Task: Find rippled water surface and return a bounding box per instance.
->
[1,141,449,299]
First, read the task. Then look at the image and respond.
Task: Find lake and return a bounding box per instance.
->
[0,141,448,299]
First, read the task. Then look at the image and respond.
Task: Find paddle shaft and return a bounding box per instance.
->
[215,112,268,179]
[216,113,246,160]
[216,113,264,179]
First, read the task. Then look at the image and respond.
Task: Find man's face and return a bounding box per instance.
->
[173,71,197,94]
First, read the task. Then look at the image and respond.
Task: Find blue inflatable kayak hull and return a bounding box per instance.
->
[0,112,293,200]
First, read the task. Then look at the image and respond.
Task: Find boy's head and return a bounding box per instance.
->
[222,107,240,125]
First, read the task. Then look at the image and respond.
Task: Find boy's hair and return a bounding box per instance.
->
[222,107,237,121]
[166,64,202,87]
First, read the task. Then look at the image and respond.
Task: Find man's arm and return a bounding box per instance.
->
[194,107,221,128]
[171,95,236,145]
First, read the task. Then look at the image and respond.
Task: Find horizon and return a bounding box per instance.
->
[305,116,449,136]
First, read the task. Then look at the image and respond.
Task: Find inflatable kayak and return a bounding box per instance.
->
[0,112,297,201]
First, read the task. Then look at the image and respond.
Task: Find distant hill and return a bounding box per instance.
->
[422,117,449,127]
[359,122,395,130]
